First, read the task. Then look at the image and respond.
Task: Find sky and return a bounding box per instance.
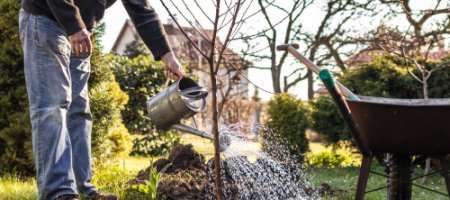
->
[100,0,447,101]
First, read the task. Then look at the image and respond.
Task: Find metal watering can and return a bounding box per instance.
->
[147,77,230,151]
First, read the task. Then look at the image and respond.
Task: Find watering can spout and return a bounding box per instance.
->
[171,124,231,152]
[171,123,214,140]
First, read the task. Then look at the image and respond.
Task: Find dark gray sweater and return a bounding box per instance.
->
[21,0,171,60]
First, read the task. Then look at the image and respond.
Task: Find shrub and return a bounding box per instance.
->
[305,151,352,168]
[0,0,34,174]
[109,55,182,156]
[89,24,133,165]
[308,96,353,149]
[123,34,151,59]
[262,93,309,163]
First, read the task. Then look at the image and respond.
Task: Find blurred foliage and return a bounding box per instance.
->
[109,55,182,156]
[123,34,151,59]
[340,54,450,98]
[305,151,352,168]
[86,23,133,167]
[308,95,353,149]
[262,93,309,163]
[0,0,34,174]
[309,54,450,150]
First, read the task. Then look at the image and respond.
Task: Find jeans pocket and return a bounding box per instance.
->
[18,12,29,42]
[36,16,71,56]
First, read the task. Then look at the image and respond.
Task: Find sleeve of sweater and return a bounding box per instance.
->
[122,0,172,61]
[45,0,86,36]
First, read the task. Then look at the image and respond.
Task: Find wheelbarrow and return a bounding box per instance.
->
[278,44,450,200]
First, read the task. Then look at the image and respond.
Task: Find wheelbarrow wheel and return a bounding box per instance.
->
[387,154,413,200]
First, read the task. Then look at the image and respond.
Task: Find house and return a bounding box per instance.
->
[112,19,260,133]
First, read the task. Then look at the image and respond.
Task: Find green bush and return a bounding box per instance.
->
[262,93,309,163]
[123,34,151,59]
[0,0,34,174]
[309,55,450,150]
[305,151,352,168]
[308,96,353,148]
[109,55,182,156]
[89,24,133,165]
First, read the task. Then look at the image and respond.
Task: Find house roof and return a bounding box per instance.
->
[314,86,328,94]
[111,20,250,69]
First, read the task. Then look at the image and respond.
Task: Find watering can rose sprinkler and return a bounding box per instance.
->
[147,77,231,152]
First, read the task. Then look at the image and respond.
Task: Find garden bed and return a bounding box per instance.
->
[127,144,347,199]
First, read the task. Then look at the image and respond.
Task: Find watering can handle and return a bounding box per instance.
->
[179,86,208,112]
[179,86,208,96]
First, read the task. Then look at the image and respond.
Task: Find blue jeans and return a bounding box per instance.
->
[19,11,97,200]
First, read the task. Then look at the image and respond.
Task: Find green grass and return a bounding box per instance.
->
[1,138,449,200]
[0,172,38,199]
[307,161,449,199]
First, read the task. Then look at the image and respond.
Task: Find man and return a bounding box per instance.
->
[19,0,185,199]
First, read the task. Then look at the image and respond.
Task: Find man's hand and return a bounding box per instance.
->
[68,29,92,57]
[161,52,186,81]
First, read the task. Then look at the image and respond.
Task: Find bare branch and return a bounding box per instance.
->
[168,0,212,43]
[194,0,214,24]
[423,34,437,66]
[232,0,301,40]
[215,0,242,73]
[223,56,274,94]
[160,0,209,59]
[401,46,423,84]
[284,70,311,92]
[427,60,450,80]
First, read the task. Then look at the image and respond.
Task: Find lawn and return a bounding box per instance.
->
[1,135,448,199]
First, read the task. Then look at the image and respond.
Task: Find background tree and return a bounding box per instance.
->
[0,0,33,174]
[123,34,151,59]
[364,0,450,184]
[242,0,377,99]
[251,0,313,94]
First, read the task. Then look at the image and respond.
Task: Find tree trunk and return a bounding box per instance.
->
[307,69,314,99]
[210,61,222,199]
[422,78,430,185]
[308,45,318,100]
[270,44,282,93]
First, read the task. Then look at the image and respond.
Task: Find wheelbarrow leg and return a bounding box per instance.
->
[355,156,372,200]
[440,158,450,199]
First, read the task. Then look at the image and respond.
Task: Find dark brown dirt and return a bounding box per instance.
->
[127,144,227,199]
[127,144,347,199]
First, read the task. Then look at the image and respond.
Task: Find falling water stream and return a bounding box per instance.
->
[205,122,318,200]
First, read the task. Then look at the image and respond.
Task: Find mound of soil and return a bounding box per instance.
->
[128,144,228,199]
[127,144,346,199]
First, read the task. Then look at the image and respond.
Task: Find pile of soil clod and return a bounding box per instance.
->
[128,144,225,199]
[127,144,346,199]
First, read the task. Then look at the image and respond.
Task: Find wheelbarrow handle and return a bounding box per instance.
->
[319,70,372,157]
[277,44,359,100]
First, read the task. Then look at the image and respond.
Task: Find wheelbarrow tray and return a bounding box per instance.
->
[346,96,450,155]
